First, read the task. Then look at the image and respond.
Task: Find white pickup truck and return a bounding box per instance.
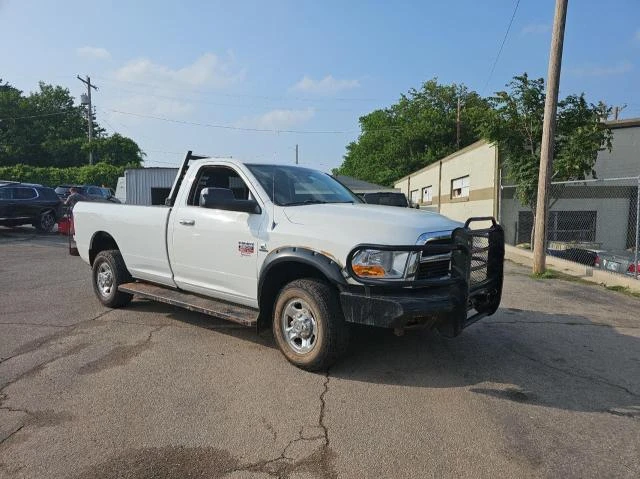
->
[73,152,504,370]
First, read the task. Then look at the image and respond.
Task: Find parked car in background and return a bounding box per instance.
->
[547,247,599,266]
[359,191,410,207]
[0,182,63,232]
[55,185,121,203]
[595,250,640,277]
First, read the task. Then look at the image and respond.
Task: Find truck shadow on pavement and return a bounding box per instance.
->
[125,299,640,419]
[332,308,640,419]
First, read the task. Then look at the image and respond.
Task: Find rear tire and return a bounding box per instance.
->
[92,250,133,308]
[272,278,349,371]
[34,211,56,232]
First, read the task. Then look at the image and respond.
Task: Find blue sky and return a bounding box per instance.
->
[1,0,638,170]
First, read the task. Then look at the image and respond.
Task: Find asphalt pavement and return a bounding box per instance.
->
[1,227,639,478]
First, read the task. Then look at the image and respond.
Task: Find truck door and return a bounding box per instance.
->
[168,165,265,307]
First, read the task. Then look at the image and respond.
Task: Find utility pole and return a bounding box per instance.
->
[532,0,568,274]
[77,75,98,165]
[295,144,299,165]
[613,104,626,120]
[456,97,462,150]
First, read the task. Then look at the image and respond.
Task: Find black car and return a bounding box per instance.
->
[0,182,63,232]
[359,191,410,207]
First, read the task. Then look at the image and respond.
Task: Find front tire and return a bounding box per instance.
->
[272,278,349,371]
[92,250,133,308]
[34,211,56,232]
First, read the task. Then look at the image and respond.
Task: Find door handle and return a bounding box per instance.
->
[179,219,195,226]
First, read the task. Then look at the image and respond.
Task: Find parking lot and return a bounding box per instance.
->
[0,228,639,479]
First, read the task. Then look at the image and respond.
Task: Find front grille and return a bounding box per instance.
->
[416,259,451,280]
[417,238,452,280]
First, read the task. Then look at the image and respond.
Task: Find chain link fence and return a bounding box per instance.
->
[500,177,640,280]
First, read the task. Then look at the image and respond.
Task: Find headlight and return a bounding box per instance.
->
[350,249,419,279]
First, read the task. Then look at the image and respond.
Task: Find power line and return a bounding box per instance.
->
[93,75,385,103]
[0,110,77,121]
[483,0,521,94]
[103,108,393,135]
[102,84,366,113]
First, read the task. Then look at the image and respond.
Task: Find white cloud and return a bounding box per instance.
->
[111,95,193,120]
[76,46,111,60]
[107,53,244,119]
[236,108,315,131]
[521,23,550,35]
[113,53,244,89]
[291,75,360,95]
[570,60,633,77]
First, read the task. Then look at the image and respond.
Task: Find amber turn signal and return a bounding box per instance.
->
[352,264,386,277]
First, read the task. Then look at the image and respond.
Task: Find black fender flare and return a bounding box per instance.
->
[258,247,347,306]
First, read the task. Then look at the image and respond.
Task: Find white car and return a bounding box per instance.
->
[72,152,505,370]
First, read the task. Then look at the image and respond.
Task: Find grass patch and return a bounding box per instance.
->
[604,285,640,298]
[530,269,559,280]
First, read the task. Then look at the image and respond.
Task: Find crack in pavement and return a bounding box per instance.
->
[0,342,91,403]
[507,346,640,399]
[0,425,23,447]
[78,325,166,375]
[0,322,72,329]
[224,370,336,478]
[2,309,114,364]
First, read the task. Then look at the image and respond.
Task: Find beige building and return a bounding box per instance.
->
[394,119,640,251]
[394,140,499,223]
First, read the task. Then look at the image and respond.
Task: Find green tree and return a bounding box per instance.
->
[85,133,145,167]
[0,79,143,168]
[480,74,612,243]
[334,79,491,186]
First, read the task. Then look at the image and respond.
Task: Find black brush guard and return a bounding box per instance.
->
[340,217,505,335]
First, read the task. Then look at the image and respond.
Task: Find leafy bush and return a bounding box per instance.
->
[0,163,126,188]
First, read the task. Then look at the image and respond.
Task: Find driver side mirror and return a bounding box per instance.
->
[199,187,261,214]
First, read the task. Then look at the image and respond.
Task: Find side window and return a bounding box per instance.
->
[188,166,251,206]
[14,187,38,200]
[0,188,12,200]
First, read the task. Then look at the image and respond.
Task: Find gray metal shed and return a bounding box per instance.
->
[121,167,178,205]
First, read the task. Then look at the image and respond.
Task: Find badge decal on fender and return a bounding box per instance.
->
[238,241,255,256]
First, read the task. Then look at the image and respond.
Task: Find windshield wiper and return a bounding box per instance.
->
[283,199,328,206]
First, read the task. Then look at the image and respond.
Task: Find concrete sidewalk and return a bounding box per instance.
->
[505,244,640,294]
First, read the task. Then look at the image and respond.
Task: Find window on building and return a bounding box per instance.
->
[517,211,597,244]
[422,186,433,203]
[451,176,469,199]
[410,189,419,204]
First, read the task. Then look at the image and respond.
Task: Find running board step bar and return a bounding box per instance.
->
[118,282,257,327]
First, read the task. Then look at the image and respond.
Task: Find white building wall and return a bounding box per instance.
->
[394,141,498,223]
[593,125,640,178]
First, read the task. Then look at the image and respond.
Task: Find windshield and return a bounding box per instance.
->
[246,164,361,206]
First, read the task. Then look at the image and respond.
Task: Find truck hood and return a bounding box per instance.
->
[281,203,462,245]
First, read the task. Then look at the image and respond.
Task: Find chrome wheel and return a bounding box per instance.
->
[281,298,318,354]
[96,262,114,297]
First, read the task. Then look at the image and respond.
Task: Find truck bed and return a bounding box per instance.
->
[73,202,175,286]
